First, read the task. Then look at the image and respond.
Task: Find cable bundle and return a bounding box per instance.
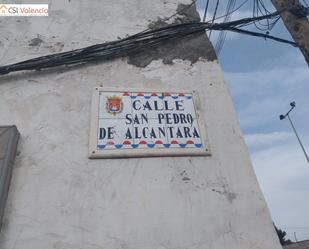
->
[0,11,298,76]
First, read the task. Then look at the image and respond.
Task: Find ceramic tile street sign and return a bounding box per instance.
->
[89,87,210,158]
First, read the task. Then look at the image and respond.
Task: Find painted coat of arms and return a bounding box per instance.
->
[106,96,123,115]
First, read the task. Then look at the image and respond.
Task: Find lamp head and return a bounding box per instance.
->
[280,114,285,120]
[290,101,296,107]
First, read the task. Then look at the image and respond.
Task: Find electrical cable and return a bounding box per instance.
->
[252,0,280,31]
[209,0,220,38]
[202,0,210,22]
[226,26,297,46]
[0,10,300,76]
[215,0,232,49]
[205,0,250,53]
[215,0,236,55]
[209,0,250,22]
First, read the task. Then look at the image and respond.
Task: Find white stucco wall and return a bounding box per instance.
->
[0,1,282,249]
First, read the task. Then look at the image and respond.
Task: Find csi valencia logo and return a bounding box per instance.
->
[106,96,123,115]
[0,4,8,14]
[0,4,48,16]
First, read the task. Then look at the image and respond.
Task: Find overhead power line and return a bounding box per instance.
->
[215,0,236,55]
[253,0,280,31]
[209,0,220,39]
[204,0,283,56]
[0,10,300,76]
[202,0,210,22]
[210,0,250,22]
[303,0,309,8]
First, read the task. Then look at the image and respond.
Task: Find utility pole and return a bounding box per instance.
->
[271,0,309,66]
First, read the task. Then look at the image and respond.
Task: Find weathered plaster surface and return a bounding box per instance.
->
[128,4,217,67]
[0,0,281,249]
[127,31,217,67]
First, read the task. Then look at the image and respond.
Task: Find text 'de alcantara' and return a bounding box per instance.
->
[89,87,210,158]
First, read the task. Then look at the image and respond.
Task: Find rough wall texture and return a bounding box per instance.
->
[128,4,217,67]
[0,0,281,249]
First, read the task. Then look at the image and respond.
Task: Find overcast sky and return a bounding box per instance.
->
[196,0,309,242]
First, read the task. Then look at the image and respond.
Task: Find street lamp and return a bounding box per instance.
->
[280,101,309,164]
